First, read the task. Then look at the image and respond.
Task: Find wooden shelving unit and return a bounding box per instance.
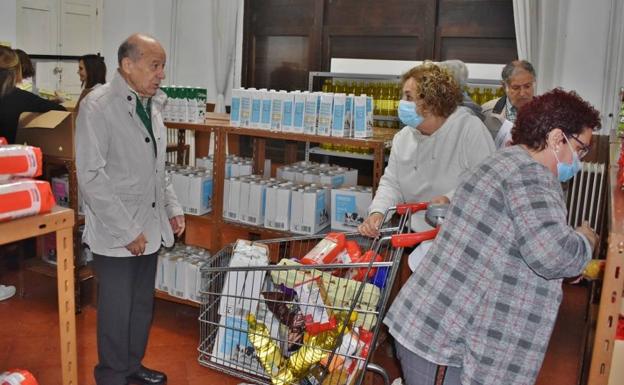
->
[0,207,78,385]
[154,289,200,308]
[165,114,394,251]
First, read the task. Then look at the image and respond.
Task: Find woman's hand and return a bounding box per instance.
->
[430,195,450,205]
[358,212,384,238]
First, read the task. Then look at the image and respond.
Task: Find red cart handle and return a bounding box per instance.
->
[391,228,440,248]
[396,202,429,215]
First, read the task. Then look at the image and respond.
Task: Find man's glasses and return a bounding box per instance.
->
[568,135,590,159]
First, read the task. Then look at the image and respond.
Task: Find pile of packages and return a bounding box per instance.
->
[0,138,55,222]
[209,234,388,385]
[155,243,211,303]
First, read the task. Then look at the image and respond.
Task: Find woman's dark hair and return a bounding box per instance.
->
[80,54,106,89]
[0,46,19,97]
[512,88,601,150]
[15,49,34,78]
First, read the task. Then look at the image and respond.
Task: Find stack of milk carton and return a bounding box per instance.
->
[166,164,214,216]
[230,88,374,138]
[155,243,211,303]
[275,160,358,188]
[195,155,254,178]
[161,86,208,124]
[223,174,333,235]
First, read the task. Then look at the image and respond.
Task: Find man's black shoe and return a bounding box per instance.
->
[127,366,167,385]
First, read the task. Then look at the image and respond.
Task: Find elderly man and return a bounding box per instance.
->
[76,33,184,385]
[482,60,536,148]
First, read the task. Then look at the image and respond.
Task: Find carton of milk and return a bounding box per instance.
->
[264,183,293,231]
[353,95,372,138]
[290,187,331,235]
[250,88,264,128]
[260,90,274,130]
[281,91,294,133]
[331,93,347,137]
[240,88,253,127]
[230,88,243,127]
[304,92,319,135]
[317,93,333,136]
[331,186,373,231]
[292,91,307,134]
[270,91,285,131]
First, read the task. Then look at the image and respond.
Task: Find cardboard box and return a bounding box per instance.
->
[249,89,263,128]
[16,110,75,158]
[183,172,213,215]
[226,177,242,221]
[229,88,243,127]
[238,178,252,223]
[331,93,347,137]
[290,186,331,235]
[353,95,371,138]
[319,171,346,188]
[240,88,252,127]
[240,180,269,227]
[264,183,293,231]
[331,186,372,231]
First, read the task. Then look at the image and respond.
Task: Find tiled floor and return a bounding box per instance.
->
[0,265,591,385]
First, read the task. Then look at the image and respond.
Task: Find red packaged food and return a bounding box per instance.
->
[0,179,56,221]
[0,137,7,145]
[300,233,346,265]
[0,145,43,180]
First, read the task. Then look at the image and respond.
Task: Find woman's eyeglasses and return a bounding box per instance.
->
[568,135,590,159]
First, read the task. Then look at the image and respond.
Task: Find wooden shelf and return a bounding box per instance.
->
[0,207,78,385]
[155,289,200,308]
[23,257,94,282]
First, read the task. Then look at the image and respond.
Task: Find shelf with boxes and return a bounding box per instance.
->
[165,114,394,254]
[14,110,94,312]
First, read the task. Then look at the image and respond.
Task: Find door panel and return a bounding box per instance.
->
[17,0,58,54]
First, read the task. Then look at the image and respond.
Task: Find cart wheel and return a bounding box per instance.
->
[366,363,390,385]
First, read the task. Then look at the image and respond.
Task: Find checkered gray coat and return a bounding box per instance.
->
[384,146,591,385]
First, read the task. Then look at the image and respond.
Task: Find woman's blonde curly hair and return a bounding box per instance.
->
[401,61,462,118]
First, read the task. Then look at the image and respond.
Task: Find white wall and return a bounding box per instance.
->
[168,0,216,101]
[555,0,616,129]
[100,0,174,83]
[0,0,17,47]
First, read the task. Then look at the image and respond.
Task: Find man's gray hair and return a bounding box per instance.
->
[117,38,142,66]
[501,60,536,84]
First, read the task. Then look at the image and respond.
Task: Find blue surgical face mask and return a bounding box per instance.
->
[553,134,582,182]
[398,100,424,128]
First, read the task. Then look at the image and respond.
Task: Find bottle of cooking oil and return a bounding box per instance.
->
[482,88,494,103]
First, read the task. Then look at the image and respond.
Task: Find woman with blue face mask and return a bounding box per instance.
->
[384,88,599,385]
[359,62,495,272]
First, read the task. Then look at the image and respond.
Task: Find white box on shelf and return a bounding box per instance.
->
[230,88,243,127]
[331,186,372,231]
[353,95,372,138]
[226,177,242,221]
[334,166,358,186]
[237,177,252,223]
[290,187,331,235]
[250,89,263,128]
[260,89,274,130]
[292,91,306,134]
[303,92,319,135]
[264,183,293,231]
[172,256,187,298]
[317,93,333,136]
[270,91,285,131]
[331,93,347,137]
[183,172,213,215]
[171,171,190,209]
[223,177,231,219]
[320,171,346,188]
[281,91,294,132]
[345,94,354,136]
[240,88,252,127]
[243,180,269,226]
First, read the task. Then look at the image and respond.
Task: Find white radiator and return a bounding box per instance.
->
[565,162,607,236]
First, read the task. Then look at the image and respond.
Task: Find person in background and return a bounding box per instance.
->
[437,59,484,121]
[482,60,536,148]
[14,49,35,93]
[76,33,184,385]
[76,54,106,114]
[385,88,599,385]
[358,62,495,272]
[0,46,65,144]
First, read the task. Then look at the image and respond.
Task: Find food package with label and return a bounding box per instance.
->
[271,258,380,330]
[262,290,305,352]
[300,233,346,265]
[218,239,270,317]
[0,144,42,181]
[0,179,56,222]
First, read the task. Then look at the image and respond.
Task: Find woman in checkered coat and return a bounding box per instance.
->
[384,88,600,385]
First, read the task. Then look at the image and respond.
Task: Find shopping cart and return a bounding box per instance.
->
[198,202,447,385]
